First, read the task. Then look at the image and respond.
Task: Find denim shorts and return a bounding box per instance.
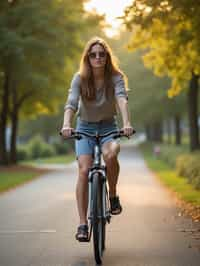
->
[75,117,119,157]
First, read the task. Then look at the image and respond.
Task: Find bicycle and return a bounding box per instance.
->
[60,129,135,265]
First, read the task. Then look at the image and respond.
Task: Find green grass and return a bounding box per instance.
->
[0,170,42,193]
[140,145,200,206]
[0,153,75,193]
[20,153,75,166]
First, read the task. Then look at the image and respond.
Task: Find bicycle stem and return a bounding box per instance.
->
[94,144,101,167]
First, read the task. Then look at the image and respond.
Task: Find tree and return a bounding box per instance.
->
[122,0,200,150]
[0,0,106,165]
[108,31,186,144]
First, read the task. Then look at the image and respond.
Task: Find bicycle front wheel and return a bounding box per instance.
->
[92,172,104,265]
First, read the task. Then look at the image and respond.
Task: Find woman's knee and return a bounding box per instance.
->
[104,152,116,162]
[78,165,89,179]
[78,155,93,181]
[103,142,120,162]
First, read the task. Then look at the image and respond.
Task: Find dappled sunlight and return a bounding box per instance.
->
[84,0,133,37]
[120,184,173,207]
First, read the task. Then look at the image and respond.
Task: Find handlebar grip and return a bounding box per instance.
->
[113,129,136,139]
[59,130,82,140]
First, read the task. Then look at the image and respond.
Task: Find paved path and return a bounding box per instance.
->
[0,144,200,266]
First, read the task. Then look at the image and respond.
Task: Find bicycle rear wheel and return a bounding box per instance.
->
[92,172,105,265]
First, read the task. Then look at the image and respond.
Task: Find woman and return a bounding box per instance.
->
[61,37,134,242]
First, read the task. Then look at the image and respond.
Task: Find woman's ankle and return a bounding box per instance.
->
[79,220,87,226]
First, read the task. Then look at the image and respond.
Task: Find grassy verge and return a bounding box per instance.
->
[20,153,75,166]
[139,143,200,206]
[0,153,75,194]
[0,166,49,194]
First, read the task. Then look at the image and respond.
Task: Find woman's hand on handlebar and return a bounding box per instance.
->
[122,123,135,137]
[60,125,74,138]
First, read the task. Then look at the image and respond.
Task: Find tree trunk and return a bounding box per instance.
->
[9,107,18,164]
[174,115,181,145]
[0,70,9,165]
[166,119,172,144]
[9,85,33,164]
[145,124,151,141]
[9,82,19,164]
[187,73,199,151]
[153,121,163,142]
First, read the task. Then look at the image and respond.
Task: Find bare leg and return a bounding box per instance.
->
[102,141,120,198]
[76,155,93,225]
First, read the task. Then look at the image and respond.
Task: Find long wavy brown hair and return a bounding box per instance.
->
[79,36,128,101]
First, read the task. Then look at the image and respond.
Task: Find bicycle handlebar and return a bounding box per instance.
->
[59,129,136,140]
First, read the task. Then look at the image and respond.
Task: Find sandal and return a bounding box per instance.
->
[75,224,89,242]
[110,196,122,215]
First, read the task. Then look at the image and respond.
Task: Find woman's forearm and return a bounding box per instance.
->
[63,108,75,127]
[117,97,131,126]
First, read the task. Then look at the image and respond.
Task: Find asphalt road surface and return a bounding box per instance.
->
[0,143,200,266]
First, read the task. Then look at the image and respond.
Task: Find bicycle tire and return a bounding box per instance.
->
[102,219,106,252]
[92,172,104,264]
[101,183,108,252]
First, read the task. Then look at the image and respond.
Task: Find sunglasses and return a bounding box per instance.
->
[88,51,106,59]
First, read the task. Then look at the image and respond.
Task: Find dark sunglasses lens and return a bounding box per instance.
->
[89,52,96,58]
[99,52,106,58]
[89,52,106,59]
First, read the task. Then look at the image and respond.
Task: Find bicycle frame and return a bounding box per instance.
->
[87,133,110,241]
